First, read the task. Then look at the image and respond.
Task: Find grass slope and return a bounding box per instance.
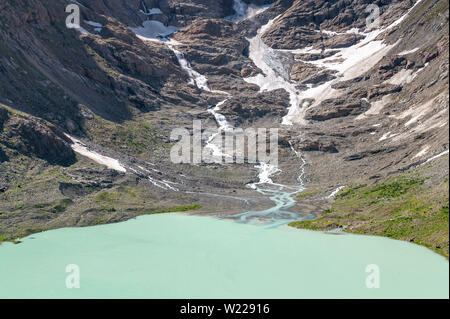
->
[291,155,449,257]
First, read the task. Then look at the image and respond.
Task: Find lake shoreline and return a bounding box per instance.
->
[0,213,448,299]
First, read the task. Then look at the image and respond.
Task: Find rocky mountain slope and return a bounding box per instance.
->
[0,0,448,255]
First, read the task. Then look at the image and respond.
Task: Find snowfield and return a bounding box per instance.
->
[129,20,179,41]
[66,135,127,173]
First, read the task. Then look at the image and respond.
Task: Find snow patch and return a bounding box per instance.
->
[414,146,430,158]
[66,135,127,173]
[423,150,450,164]
[397,97,435,127]
[74,26,92,36]
[84,20,102,28]
[392,107,448,142]
[327,186,346,199]
[141,8,163,15]
[129,167,178,191]
[379,132,399,142]
[386,68,417,85]
[129,20,178,41]
[84,20,103,34]
[398,47,420,56]
[357,95,393,120]
[379,132,389,142]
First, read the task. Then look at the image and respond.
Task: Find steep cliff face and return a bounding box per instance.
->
[0,0,223,129]
[0,0,448,251]
[0,105,76,165]
[287,0,449,184]
[261,0,414,49]
[80,0,237,27]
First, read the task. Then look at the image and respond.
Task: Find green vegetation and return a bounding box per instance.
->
[85,45,121,77]
[94,191,121,202]
[0,151,203,244]
[140,205,202,215]
[83,111,169,158]
[52,199,74,213]
[291,169,449,258]
[291,220,326,231]
[335,184,366,198]
[29,199,74,214]
[296,189,319,199]
[335,178,425,200]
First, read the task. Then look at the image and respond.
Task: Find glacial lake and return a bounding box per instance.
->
[0,213,448,299]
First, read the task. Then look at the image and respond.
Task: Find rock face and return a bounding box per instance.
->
[305,98,369,121]
[319,33,365,49]
[173,18,254,79]
[0,0,210,128]
[290,61,337,85]
[261,0,412,49]
[0,107,76,165]
[0,108,8,127]
[220,89,290,125]
[0,0,448,242]
[63,0,235,27]
[297,139,338,153]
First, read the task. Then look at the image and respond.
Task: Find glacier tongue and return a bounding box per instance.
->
[244,0,423,126]
[244,22,305,126]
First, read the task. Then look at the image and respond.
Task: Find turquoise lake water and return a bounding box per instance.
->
[0,213,448,299]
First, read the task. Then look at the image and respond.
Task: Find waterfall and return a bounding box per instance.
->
[140,0,149,19]
[232,0,247,17]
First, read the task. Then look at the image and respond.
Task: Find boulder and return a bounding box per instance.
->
[305,98,369,121]
[298,140,339,153]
